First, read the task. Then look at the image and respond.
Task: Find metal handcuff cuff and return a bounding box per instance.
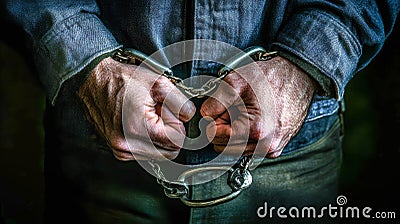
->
[112,46,277,207]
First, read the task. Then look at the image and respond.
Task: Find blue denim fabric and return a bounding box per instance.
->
[5,0,399,160]
[41,92,343,223]
[5,1,399,222]
[5,0,399,103]
[190,118,343,224]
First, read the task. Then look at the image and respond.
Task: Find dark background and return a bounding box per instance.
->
[0,19,399,223]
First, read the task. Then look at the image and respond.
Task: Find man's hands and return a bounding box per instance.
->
[201,56,317,158]
[77,55,316,161]
[77,57,196,161]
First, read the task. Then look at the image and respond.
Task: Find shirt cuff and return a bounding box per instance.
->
[34,13,121,105]
[272,10,362,100]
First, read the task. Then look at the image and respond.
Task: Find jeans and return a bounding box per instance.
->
[43,87,343,223]
[190,118,342,224]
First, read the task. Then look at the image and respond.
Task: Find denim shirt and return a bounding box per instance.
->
[5,1,400,159]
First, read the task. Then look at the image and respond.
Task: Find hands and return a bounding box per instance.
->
[201,56,317,158]
[77,55,316,161]
[77,57,196,161]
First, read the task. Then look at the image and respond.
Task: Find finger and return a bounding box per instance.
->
[155,103,185,134]
[125,136,180,161]
[213,143,256,155]
[106,130,178,161]
[206,114,231,144]
[112,150,137,161]
[200,78,241,119]
[146,104,186,150]
[123,88,185,152]
[213,138,272,156]
[106,132,135,161]
[201,63,265,119]
[206,107,251,145]
[265,131,292,159]
[151,76,196,122]
[159,103,186,145]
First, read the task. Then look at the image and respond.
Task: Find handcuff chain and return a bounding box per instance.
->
[113,46,277,207]
[148,157,254,207]
[112,46,277,98]
[148,160,189,199]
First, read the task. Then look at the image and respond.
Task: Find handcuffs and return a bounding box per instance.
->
[112,46,278,207]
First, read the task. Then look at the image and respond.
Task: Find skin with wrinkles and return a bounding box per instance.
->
[201,56,317,158]
[77,57,196,161]
[77,56,316,161]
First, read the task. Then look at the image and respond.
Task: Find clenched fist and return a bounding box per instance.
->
[77,57,196,161]
[201,56,317,158]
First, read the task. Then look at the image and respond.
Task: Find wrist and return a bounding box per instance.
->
[273,48,336,98]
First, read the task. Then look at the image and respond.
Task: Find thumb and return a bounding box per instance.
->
[151,76,196,122]
[200,78,241,119]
